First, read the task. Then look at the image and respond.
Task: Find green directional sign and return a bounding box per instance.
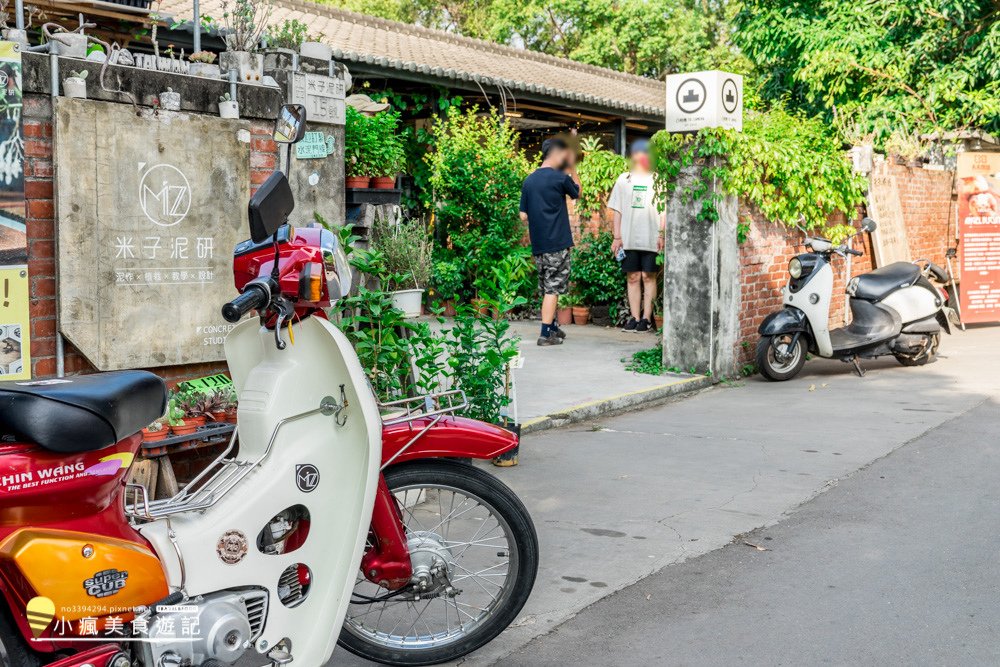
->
[295,131,335,159]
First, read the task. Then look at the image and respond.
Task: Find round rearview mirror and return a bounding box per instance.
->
[274,103,307,144]
[861,217,877,232]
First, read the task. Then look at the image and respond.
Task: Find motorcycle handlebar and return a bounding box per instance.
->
[845,248,863,257]
[927,262,949,282]
[222,283,270,323]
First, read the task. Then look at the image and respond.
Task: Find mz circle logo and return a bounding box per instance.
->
[139,163,192,227]
[296,464,320,493]
[83,568,128,598]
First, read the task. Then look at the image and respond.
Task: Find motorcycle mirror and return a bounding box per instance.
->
[273,103,307,144]
[861,217,878,233]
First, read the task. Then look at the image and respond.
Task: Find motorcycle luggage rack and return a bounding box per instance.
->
[378,389,467,470]
[125,400,337,522]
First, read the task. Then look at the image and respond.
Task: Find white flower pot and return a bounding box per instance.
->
[220,50,264,84]
[390,289,424,318]
[219,100,240,119]
[63,77,87,99]
[160,90,181,111]
[189,62,221,79]
[300,41,332,61]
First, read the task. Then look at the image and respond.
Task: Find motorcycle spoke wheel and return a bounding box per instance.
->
[340,461,538,666]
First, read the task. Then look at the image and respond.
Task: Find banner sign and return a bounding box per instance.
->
[0,41,28,379]
[54,100,251,370]
[956,152,1000,324]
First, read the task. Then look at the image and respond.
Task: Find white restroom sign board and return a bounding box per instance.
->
[289,72,346,126]
[665,71,743,133]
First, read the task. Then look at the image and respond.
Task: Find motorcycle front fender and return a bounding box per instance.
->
[936,308,953,334]
[381,416,518,467]
[758,307,810,336]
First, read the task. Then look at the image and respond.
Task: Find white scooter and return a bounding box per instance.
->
[756,217,954,380]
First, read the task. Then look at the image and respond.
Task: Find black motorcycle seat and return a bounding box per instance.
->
[853,262,921,301]
[0,371,167,453]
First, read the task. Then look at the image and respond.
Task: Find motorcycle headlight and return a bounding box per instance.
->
[788,258,803,279]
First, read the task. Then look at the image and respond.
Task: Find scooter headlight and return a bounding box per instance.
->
[788,258,803,279]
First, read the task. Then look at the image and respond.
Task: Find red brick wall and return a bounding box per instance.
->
[734,163,954,369]
[23,93,279,385]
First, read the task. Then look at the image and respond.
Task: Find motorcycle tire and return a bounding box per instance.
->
[756,334,807,381]
[894,334,939,367]
[339,460,539,666]
[0,604,42,667]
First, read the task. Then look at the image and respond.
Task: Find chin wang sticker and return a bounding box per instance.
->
[217,530,249,565]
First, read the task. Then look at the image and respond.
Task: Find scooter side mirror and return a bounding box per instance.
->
[861,217,878,233]
[273,103,307,144]
[248,171,294,243]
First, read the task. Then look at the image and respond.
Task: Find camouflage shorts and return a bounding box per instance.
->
[534,248,571,295]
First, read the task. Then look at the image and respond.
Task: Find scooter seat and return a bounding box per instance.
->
[0,371,167,453]
[852,262,921,301]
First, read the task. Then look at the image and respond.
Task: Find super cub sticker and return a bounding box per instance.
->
[0,453,133,492]
[83,568,129,598]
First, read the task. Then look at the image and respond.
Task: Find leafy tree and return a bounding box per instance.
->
[734,0,1000,140]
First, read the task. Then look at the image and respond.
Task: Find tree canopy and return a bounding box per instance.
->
[734,0,1000,139]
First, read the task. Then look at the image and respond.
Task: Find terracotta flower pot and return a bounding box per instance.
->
[142,427,168,442]
[372,176,397,189]
[346,175,371,188]
[443,300,457,317]
[188,415,207,427]
[210,410,228,423]
[171,423,197,437]
[556,307,572,326]
[571,306,590,325]
[653,314,664,330]
[225,410,238,424]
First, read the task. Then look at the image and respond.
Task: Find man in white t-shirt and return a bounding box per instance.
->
[608,140,665,332]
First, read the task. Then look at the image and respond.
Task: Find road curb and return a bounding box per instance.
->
[520,375,713,434]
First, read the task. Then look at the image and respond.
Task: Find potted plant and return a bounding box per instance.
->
[885,130,924,167]
[344,106,374,188]
[160,86,181,111]
[142,420,169,442]
[372,217,432,318]
[556,294,574,326]
[188,50,220,78]
[63,70,88,99]
[652,300,663,331]
[431,257,463,317]
[219,0,270,83]
[369,110,405,189]
[218,92,240,119]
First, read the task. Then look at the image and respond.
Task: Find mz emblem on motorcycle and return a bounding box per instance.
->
[296,464,320,493]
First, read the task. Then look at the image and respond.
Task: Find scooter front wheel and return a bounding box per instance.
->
[756,334,807,381]
[339,460,539,666]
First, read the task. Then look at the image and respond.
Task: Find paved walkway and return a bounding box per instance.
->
[332,323,1000,666]
[505,320,703,430]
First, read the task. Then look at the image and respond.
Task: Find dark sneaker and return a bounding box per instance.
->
[636,318,651,332]
[537,332,564,346]
[622,317,638,332]
[551,324,567,339]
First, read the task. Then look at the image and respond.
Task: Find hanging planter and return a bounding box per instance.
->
[218,93,240,119]
[390,289,424,318]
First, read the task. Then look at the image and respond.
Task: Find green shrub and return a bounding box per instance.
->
[570,231,624,309]
[426,107,531,298]
[370,216,432,290]
[430,256,464,302]
[576,137,628,220]
[344,107,406,178]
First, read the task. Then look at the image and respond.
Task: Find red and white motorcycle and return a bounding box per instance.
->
[0,104,537,667]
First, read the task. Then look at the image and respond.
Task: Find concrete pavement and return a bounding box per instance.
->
[498,398,1000,665]
[335,324,999,666]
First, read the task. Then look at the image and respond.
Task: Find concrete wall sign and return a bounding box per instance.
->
[289,72,345,126]
[665,70,743,133]
[54,99,251,370]
[867,160,911,266]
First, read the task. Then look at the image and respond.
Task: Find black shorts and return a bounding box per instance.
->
[621,250,658,274]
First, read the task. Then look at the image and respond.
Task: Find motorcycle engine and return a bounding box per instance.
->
[143,590,268,666]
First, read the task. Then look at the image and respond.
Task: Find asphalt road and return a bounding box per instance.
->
[498,398,1000,666]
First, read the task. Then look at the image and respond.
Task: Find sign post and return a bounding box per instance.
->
[665,70,743,133]
[956,152,1000,324]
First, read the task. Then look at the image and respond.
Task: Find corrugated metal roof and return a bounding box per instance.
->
[158,0,666,117]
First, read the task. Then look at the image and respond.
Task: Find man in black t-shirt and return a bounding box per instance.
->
[520,137,581,346]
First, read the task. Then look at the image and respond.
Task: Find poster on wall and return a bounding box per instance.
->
[0,41,29,379]
[956,152,1000,324]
